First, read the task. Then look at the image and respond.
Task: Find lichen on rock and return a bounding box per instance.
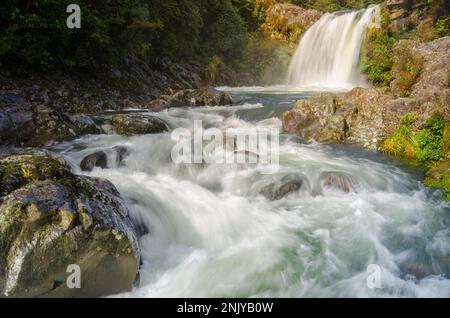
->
[0,155,140,297]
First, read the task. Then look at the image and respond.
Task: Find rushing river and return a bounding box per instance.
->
[49,88,450,298]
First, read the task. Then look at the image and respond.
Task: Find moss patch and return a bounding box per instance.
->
[424,160,450,200]
[380,113,450,200]
[0,156,76,196]
[380,113,449,162]
[360,7,395,87]
[391,42,424,97]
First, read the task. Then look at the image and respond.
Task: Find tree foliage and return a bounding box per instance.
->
[0,0,255,69]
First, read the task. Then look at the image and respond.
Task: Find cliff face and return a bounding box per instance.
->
[386,0,449,39]
[262,3,323,47]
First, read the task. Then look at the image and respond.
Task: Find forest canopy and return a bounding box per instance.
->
[0,0,383,69]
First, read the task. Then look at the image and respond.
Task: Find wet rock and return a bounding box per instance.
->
[69,115,102,135]
[399,261,436,280]
[113,146,130,166]
[154,87,233,108]
[80,146,130,172]
[0,155,140,297]
[260,178,303,201]
[320,172,358,193]
[111,114,169,135]
[80,151,108,172]
[145,98,170,112]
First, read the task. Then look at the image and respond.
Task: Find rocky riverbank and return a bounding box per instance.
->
[0,68,233,148]
[283,35,450,198]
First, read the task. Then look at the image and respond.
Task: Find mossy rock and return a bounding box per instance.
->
[111,114,169,136]
[0,155,140,297]
[424,160,450,200]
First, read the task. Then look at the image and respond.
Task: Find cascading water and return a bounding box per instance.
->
[44,5,449,299]
[287,6,379,90]
[50,90,450,298]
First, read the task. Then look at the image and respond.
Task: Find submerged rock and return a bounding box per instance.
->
[80,151,108,172]
[0,155,140,297]
[320,172,359,193]
[260,178,303,201]
[80,146,130,172]
[111,114,168,135]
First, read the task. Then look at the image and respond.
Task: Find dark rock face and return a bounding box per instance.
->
[0,94,102,147]
[111,114,169,135]
[260,178,303,201]
[0,155,140,298]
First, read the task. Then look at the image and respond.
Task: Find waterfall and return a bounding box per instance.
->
[286,6,379,90]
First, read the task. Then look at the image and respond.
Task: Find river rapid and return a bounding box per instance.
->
[49,88,450,298]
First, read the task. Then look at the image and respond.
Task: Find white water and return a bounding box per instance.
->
[286,7,378,89]
[44,6,447,298]
[51,96,450,298]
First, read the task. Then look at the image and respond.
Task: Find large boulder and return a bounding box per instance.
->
[0,155,140,297]
[282,88,388,149]
[320,172,359,193]
[111,114,169,135]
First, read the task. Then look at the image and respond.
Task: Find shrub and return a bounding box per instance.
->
[392,45,424,97]
[380,113,449,162]
[435,14,450,37]
[360,27,395,87]
[291,0,383,12]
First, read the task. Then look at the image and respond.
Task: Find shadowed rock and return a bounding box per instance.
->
[0,155,140,298]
